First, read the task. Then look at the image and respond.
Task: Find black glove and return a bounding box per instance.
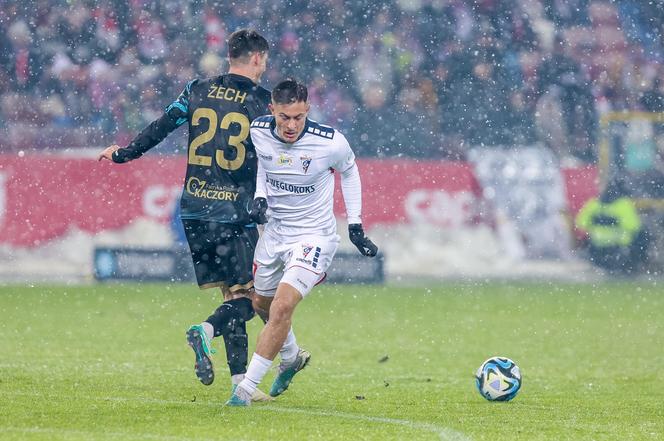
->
[249,197,268,224]
[348,224,378,257]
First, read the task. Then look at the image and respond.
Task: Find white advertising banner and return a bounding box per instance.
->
[468,146,573,260]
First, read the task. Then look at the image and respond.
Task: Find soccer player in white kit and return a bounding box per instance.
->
[227,79,378,406]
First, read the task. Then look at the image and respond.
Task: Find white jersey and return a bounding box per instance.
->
[250,116,358,237]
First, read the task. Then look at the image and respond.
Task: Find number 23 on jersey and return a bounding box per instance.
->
[188,107,249,171]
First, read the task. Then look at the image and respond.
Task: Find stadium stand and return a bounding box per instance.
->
[0,0,662,162]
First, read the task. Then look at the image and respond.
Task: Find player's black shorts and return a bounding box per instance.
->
[181,219,258,291]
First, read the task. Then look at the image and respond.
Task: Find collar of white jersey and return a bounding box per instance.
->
[270,117,312,144]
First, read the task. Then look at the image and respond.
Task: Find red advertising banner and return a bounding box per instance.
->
[0,154,597,248]
[0,154,185,247]
[334,159,483,228]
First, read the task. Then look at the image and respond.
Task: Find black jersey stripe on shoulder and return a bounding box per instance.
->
[251,115,273,128]
[306,120,335,139]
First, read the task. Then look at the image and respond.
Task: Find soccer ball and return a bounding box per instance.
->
[475,356,521,401]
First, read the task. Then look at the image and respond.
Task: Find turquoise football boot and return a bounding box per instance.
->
[269,349,311,397]
[186,324,216,386]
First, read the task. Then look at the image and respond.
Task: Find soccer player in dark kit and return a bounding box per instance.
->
[98,29,272,401]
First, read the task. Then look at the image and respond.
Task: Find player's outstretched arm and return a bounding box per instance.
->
[98,145,121,162]
[98,80,195,164]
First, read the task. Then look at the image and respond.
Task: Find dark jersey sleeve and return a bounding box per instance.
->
[111,80,197,163]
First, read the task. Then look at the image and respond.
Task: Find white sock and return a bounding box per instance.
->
[239,353,272,395]
[202,322,214,341]
[279,327,299,365]
[231,374,244,385]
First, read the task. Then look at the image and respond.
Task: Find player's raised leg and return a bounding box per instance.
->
[183,222,254,386]
[188,289,273,401]
[186,276,275,395]
[184,222,269,400]
[187,287,254,386]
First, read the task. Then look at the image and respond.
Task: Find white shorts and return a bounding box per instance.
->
[253,230,340,298]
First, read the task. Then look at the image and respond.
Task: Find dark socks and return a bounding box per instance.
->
[205,297,255,376]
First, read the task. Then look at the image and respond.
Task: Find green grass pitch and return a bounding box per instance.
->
[0,282,663,440]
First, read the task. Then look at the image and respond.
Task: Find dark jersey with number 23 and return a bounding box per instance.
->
[112,74,271,225]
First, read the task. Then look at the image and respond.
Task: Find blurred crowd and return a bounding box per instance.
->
[1,0,664,161]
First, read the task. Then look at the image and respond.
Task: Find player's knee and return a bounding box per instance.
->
[268,298,295,323]
[207,297,255,337]
[227,296,255,322]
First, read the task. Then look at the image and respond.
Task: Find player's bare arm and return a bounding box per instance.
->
[98,145,120,162]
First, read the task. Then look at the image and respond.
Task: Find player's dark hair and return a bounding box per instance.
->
[228,29,269,59]
[272,78,308,105]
